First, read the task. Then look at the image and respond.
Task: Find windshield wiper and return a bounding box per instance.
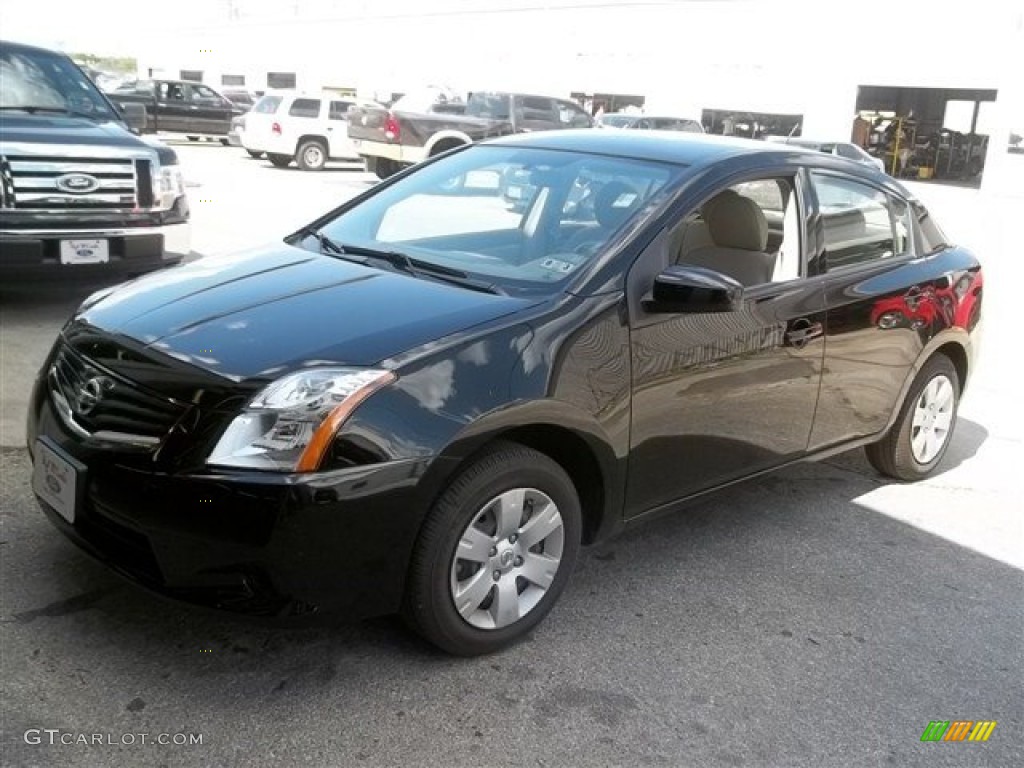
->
[296,226,347,256]
[337,243,505,295]
[296,229,504,295]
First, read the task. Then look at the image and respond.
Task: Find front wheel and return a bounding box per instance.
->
[186,135,199,141]
[865,354,960,481]
[246,149,264,159]
[267,153,292,168]
[403,443,581,655]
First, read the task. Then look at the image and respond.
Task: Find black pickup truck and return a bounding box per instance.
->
[347,91,594,178]
[109,79,244,142]
[0,40,191,280]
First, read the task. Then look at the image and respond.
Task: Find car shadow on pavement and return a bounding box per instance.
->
[825,416,988,478]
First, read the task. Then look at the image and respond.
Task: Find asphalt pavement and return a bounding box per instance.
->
[1,143,1021,768]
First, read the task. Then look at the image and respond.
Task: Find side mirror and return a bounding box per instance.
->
[643,265,743,313]
[119,102,147,133]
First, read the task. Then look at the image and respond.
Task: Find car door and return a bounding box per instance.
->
[803,169,929,451]
[327,99,355,159]
[284,96,322,151]
[554,99,594,130]
[515,96,560,132]
[624,168,826,516]
[155,81,189,132]
[185,83,231,134]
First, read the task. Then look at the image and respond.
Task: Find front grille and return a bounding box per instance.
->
[2,154,141,210]
[49,344,190,444]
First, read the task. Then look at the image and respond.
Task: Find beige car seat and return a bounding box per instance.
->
[681,192,777,286]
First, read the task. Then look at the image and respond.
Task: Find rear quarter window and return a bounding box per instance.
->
[252,95,282,114]
[288,98,321,118]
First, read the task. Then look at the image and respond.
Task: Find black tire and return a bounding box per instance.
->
[246,150,264,159]
[403,442,581,656]
[865,354,960,481]
[371,157,401,180]
[296,138,328,171]
[219,137,230,146]
[186,135,199,141]
[267,153,292,168]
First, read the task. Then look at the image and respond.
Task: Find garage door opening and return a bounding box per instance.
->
[855,86,997,187]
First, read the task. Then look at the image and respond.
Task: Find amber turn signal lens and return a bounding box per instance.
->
[295,372,396,472]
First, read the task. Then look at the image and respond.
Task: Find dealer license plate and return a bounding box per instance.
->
[60,239,110,265]
[31,440,80,524]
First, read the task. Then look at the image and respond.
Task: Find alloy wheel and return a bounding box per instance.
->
[911,374,955,464]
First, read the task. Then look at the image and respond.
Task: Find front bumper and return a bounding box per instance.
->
[0,199,191,280]
[28,379,429,619]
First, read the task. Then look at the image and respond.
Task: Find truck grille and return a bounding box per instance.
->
[2,155,144,210]
[49,344,190,447]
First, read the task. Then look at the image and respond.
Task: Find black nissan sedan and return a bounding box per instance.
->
[28,131,983,655]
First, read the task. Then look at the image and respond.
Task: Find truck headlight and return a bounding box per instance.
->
[207,368,396,472]
[153,165,185,210]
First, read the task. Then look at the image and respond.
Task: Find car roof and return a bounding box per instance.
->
[487,129,821,167]
[0,39,67,56]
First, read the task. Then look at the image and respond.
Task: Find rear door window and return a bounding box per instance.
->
[811,172,910,270]
[329,100,353,121]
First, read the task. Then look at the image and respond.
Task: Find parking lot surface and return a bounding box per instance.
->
[2,143,1021,767]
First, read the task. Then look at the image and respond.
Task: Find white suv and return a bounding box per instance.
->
[243,91,368,171]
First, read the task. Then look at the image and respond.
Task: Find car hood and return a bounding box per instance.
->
[2,113,138,147]
[0,113,177,164]
[75,244,538,381]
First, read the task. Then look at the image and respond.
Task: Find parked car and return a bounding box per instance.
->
[598,112,704,133]
[347,90,594,179]
[28,131,981,655]
[109,79,244,142]
[241,91,370,170]
[221,88,259,110]
[0,40,190,280]
[766,136,885,172]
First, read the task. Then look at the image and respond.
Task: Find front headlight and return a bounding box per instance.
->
[153,165,185,210]
[207,368,396,472]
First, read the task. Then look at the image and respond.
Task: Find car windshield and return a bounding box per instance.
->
[600,115,636,128]
[0,47,114,118]
[309,145,682,293]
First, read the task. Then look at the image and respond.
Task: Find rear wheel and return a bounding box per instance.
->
[219,137,230,146]
[186,135,199,141]
[371,156,401,180]
[865,354,960,481]
[403,443,581,656]
[246,150,264,159]
[296,139,328,171]
[267,153,292,168]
